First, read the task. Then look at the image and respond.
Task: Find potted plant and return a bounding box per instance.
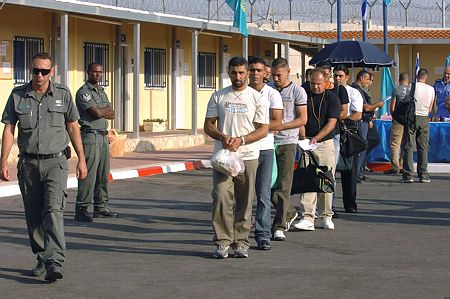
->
[142,118,167,132]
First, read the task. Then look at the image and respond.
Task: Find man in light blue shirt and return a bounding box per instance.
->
[433,66,450,120]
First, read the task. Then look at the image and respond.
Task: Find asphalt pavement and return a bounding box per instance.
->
[0,155,449,298]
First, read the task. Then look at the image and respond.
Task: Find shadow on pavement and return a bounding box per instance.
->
[0,267,48,285]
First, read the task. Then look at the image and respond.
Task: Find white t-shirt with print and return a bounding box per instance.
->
[206,86,269,160]
[258,84,283,151]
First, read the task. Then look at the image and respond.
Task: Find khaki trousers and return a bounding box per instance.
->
[212,159,258,250]
[389,120,404,172]
[299,139,335,222]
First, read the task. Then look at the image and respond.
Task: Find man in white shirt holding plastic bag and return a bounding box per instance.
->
[204,56,269,259]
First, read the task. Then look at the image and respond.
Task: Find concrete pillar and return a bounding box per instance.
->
[133,23,140,138]
[191,31,198,135]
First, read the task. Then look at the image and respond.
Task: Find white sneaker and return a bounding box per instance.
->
[272,229,286,241]
[318,218,335,230]
[285,212,298,231]
[293,219,315,231]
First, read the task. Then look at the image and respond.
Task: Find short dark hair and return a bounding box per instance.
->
[87,62,103,72]
[399,72,410,82]
[316,60,332,69]
[248,56,266,66]
[271,57,289,69]
[334,64,349,76]
[356,70,371,81]
[31,52,53,66]
[305,68,313,76]
[417,68,428,79]
[228,56,248,70]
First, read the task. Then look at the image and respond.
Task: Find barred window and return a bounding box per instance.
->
[13,36,44,84]
[144,48,166,88]
[198,52,216,89]
[84,42,109,86]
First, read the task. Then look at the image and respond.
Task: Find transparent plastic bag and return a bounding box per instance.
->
[211,149,245,177]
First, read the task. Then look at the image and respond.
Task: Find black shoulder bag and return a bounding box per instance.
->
[291,150,335,195]
[392,83,416,132]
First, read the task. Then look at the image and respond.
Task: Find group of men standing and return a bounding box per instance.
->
[204,56,379,259]
[386,66,445,183]
[0,53,117,282]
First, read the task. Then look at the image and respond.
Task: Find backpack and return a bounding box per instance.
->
[392,83,416,132]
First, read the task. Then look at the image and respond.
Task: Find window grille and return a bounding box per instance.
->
[84,42,109,86]
[198,52,216,89]
[13,36,44,84]
[144,48,166,88]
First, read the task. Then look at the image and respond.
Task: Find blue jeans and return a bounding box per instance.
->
[255,149,274,242]
[357,121,369,178]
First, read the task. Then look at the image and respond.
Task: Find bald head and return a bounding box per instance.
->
[443,66,450,83]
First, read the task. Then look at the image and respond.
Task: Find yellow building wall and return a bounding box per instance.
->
[140,23,170,124]
[69,18,114,104]
[0,6,52,133]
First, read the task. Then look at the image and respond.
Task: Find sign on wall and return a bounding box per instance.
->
[0,40,12,80]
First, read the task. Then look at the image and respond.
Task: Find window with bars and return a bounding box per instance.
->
[84,42,109,86]
[13,36,44,84]
[144,48,166,88]
[198,52,216,89]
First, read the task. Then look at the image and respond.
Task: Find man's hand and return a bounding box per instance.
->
[0,160,10,181]
[376,101,384,108]
[76,160,87,180]
[226,137,243,152]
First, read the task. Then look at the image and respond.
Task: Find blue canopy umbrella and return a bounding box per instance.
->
[309,40,395,67]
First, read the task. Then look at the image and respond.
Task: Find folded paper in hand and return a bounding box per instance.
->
[298,139,319,151]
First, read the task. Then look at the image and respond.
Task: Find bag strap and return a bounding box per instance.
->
[305,150,320,166]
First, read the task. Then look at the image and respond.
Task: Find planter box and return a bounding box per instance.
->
[143,121,166,132]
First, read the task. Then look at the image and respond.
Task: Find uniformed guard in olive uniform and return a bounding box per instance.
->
[74,63,118,222]
[0,52,87,282]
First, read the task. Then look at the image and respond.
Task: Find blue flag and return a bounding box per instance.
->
[446,54,450,67]
[378,67,395,117]
[383,0,392,5]
[226,0,248,37]
[361,0,368,21]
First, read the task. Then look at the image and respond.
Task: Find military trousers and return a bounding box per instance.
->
[212,159,258,250]
[17,154,68,266]
[76,132,110,211]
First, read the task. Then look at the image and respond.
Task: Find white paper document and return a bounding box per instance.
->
[298,139,319,151]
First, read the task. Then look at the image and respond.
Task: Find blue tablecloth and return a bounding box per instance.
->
[367,119,450,163]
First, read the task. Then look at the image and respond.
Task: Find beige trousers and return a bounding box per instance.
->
[299,139,335,222]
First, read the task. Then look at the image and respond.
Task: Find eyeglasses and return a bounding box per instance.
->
[32,68,51,76]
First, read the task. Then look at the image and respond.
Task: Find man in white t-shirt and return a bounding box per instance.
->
[402,68,435,183]
[268,58,308,241]
[204,57,269,259]
[248,56,283,250]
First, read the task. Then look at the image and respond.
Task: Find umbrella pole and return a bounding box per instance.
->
[352,63,355,82]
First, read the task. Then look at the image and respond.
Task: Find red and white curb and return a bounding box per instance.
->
[0,160,211,198]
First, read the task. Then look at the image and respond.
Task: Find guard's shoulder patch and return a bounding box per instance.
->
[82,93,92,102]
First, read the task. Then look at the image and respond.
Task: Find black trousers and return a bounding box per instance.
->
[340,154,358,212]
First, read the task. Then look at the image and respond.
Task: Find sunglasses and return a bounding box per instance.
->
[32,68,51,76]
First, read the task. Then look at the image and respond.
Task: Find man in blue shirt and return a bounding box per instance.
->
[433,66,450,120]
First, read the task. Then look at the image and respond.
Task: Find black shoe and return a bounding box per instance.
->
[44,262,63,282]
[257,240,272,250]
[364,165,373,173]
[345,208,358,213]
[384,169,400,175]
[74,208,93,222]
[332,209,339,218]
[31,260,46,277]
[358,175,370,182]
[93,209,118,218]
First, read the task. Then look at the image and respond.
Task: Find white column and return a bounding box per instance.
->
[191,31,198,135]
[60,13,69,86]
[133,23,140,139]
[242,37,248,58]
[284,41,290,64]
[394,44,399,86]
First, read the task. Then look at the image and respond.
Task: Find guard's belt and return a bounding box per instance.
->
[81,128,108,135]
[20,150,64,160]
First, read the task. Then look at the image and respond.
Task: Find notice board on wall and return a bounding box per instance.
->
[0,40,12,80]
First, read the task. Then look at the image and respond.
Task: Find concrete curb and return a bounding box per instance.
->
[0,159,212,198]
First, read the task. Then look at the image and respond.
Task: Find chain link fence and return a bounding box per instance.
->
[78,0,449,28]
